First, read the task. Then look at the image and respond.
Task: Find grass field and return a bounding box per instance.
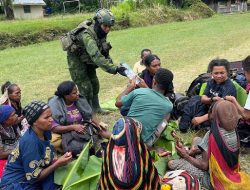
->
[0,14,91,34]
[1,12,250,173]
[0,5,209,35]
[0,6,213,50]
[1,13,250,104]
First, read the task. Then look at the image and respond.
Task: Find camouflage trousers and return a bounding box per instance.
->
[67,53,99,109]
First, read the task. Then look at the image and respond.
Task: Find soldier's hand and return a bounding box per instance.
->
[116,65,127,76]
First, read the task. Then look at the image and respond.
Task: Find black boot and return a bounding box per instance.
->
[92,95,110,114]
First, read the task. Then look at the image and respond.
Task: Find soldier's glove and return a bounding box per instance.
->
[116,65,127,77]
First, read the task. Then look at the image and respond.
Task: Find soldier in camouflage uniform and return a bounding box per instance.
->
[67,9,126,113]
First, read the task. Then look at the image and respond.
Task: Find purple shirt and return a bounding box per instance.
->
[52,103,82,128]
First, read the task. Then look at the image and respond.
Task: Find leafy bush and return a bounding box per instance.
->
[0,14,5,21]
[0,2,214,49]
[139,0,169,6]
[124,0,137,10]
[111,1,136,29]
[130,4,200,26]
[112,3,190,29]
[191,2,214,18]
[182,0,202,7]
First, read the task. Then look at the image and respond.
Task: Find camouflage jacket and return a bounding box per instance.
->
[71,22,117,74]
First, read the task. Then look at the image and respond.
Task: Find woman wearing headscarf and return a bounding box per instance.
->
[207,100,250,189]
[169,100,250,189]
[98,117,160,190]
[0,101,72,190]
[0,105,19,177]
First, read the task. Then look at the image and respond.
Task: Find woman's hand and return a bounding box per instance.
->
[127,77,137,90]
[224,95,237,103]
[136,78,148,88]
[73,124,87,134]
[16,115,24,124]
[188,147,201,156]
[191,117,200,126]
[38,152,72,181]
[98,128,111,139]
[99,121,108,130]
[212,96,222,102]
[176,144,189,159]
[172,131,180,141]
[55,152,72,167]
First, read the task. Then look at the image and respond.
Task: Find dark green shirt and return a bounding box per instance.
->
[77,25,117,74]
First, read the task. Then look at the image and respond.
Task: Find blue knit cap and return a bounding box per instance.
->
[0,105,15,124]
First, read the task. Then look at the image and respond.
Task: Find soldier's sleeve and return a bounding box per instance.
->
[81,32,117,74]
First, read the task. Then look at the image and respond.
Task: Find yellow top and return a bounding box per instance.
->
[133,60,146,74]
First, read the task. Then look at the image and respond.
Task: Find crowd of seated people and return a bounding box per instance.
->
[169,100,238,189]
[0,53,250,189]
[169,98,250,189]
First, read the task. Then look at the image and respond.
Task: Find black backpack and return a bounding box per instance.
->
[229,60,247,89]
[186,73,212,97]
[171,93,190,120]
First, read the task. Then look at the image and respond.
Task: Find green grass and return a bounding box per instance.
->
[0,13,91,34]
[1,13,250,105]
[0,5,210,35]
[0,5,214,50]
[0,7,197,35]
[1,12,250,173]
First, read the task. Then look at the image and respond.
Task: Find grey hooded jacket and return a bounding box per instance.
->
[48,95,92,125]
